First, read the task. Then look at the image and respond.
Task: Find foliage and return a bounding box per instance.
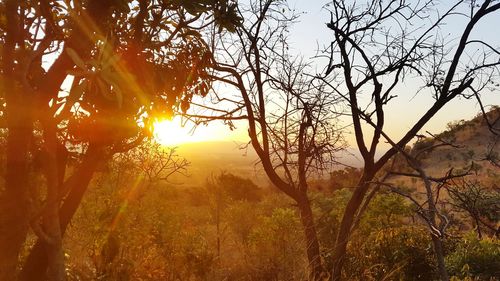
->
[446,232,500,280]
[246,207,305,281]
[321,0,500,277]
[59,158,500,281]
[0,0,244,279]
[360,193,414,229]
[447,179,500,237]
[352,226,437,281]
[226,201,261,245]
[329,167,362,190]
[412,138,436,153]
[339,191,437,281]
[207,172,262,203]
[313,189,351,252]
[1,0,499,280]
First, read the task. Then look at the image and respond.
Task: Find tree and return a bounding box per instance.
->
[0,1,241,280]
[205,172,261,262]
[205,1,345,279]
[379,142,472,280]
[329,167,362,190]
[113,142,189,186]
[87,143,189,280]
[322,1,500,279]
[446,178,500,238]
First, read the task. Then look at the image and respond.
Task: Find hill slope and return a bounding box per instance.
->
[410,107,499,185]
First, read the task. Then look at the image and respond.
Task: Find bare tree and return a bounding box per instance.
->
[202,1,345,279]
[321,1,500,279]
[113,142,189,185]
[376,135,473,281]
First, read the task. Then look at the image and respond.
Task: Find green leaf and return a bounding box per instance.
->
[100,70,123,108]
[96,78,111,99]
[67,80,87,105]
[101,50,121,70]
[66,48,86,69]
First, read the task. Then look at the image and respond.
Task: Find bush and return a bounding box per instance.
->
[346,226,437,281]
[412,138,435,153]
[446,233,500,280]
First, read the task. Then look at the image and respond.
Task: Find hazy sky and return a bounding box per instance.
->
[168,1,500,150]
[288,0,499,132]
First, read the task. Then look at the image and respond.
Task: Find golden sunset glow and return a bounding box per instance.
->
[153,119,193,146]
[152,117,246,146]
[3,0,499,279]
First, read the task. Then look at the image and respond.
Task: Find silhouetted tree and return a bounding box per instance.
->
[322,1,500,280]
[0,1,241,280]
[380,140,472,280]
[204,1,345,279]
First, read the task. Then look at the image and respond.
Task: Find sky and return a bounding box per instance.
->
[290,0,499,149]
[291,0,500,133]
[171,0,499,150]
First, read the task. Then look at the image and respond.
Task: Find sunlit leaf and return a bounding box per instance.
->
[66,48,86,69]
[66,80,87,105]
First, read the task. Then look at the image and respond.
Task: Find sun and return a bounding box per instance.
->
[153,119,193,146]
[152,117,248,146]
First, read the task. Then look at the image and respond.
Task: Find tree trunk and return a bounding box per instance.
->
[41,203,65,281]
[330,179,372,281]
[431,235,449,281]
[0,1,33,279]
[19,144,106,281]
[473,216,482,239]
[0,120,32,279]
[297,193,324,281]
[417,164,449,281]
[216,202,221,261]
[40,119,66,281]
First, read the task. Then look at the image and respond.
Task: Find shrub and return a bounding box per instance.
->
[446,233,500,280]
[412,138,435,153]
[347,226,437,281]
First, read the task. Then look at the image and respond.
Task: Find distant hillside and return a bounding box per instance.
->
[409,107,499,186]
[172,140,365,188]
[170,108,499,189]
